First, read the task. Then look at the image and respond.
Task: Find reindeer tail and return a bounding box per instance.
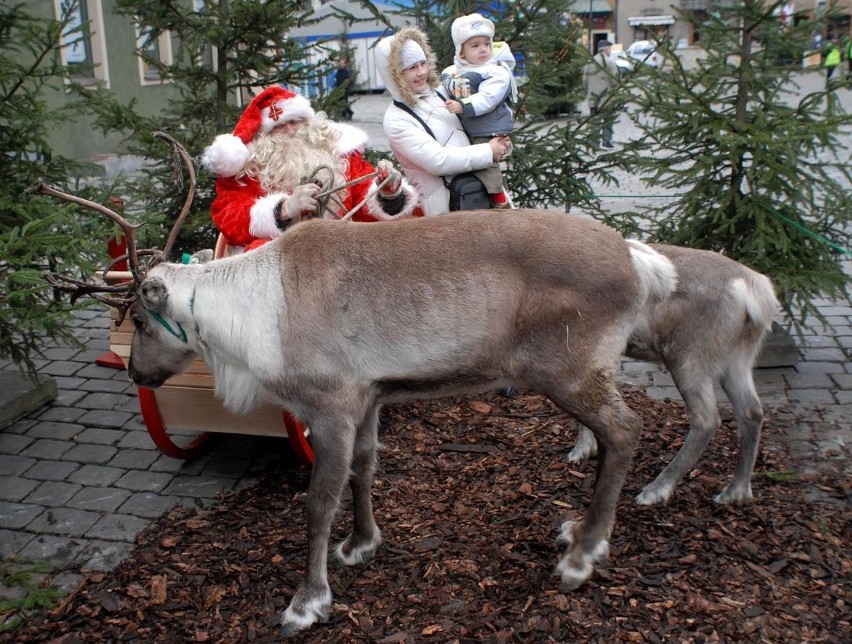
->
[730,272,779,339]
[626,240,678,304]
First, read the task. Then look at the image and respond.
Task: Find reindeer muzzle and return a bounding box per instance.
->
[127,364,166,389]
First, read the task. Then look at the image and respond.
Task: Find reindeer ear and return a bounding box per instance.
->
[140,277,169,312]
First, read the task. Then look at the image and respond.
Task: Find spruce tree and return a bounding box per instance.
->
[1,1,114,374]
[612,0,851,327]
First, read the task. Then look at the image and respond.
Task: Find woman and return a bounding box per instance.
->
[375,26,510,216]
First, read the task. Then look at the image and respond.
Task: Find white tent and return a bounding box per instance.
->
[288,2,416,93]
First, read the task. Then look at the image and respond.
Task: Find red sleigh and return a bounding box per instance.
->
[100,232,314,466]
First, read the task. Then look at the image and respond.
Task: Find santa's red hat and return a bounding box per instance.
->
[202,86,316,177]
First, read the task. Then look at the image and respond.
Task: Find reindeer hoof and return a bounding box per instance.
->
[280,591,331,637]
[334,529,382,566]
[559,570,589,592]
[714,484,752,506]
[566,446,593,463]
[635,483,673,506]
[555,539,608,592]
[556,554,596,592]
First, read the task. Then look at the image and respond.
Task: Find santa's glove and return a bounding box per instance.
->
[376,159,402,198]
[283,183,321,219]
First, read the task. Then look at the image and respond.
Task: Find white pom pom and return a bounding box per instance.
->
[201,134,250,177]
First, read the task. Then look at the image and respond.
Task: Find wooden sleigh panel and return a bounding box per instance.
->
[110,312,288,435]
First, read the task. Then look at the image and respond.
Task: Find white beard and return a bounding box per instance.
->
[245,127,348,197]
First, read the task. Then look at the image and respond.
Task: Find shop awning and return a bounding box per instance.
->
[568,0,613,15]
[628,15,676,26]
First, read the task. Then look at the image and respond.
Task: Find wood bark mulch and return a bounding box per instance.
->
[10,388,850,643]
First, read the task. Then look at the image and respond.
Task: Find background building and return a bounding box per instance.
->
[578,0,850,49]
[30,1,852,161]
[34,0,190,161]
[287,1,414,95]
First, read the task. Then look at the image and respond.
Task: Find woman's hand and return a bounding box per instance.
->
[444,99,463,115]
[489,136,511,162]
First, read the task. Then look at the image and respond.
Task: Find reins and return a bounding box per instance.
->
[301,165,394,222]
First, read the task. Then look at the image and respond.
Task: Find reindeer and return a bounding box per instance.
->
[35,136,679,636]
[568,241,778,506]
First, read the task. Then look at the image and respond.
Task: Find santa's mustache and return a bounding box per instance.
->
[246,130,347,196]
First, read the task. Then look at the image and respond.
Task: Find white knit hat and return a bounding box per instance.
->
[400,39,427,70]
[451,13,495,59]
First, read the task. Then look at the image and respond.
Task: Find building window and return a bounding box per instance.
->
[61,0,91,70]
[136,22,173,84]
[193,0,216,70]
[55,0,109,87]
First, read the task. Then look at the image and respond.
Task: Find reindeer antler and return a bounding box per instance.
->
[30,180,147,283]
[31,132,198,325]
[155,131,197,262]
[43,272,139,313]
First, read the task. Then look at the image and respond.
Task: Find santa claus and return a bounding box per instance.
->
[202,86,420,252]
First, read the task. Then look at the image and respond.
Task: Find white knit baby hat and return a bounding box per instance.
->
[451,13,495,59]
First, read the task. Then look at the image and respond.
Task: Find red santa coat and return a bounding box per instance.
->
[211,123,419,252]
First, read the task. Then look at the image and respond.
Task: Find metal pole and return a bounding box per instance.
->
[589,0,593,51]
[613,0,618,43]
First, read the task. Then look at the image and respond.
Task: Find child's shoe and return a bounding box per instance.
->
[490,191,510,209]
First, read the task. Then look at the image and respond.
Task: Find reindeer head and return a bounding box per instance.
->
[124,272,197,388]
[34,132,199,387]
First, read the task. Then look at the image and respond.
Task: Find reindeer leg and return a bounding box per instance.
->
[567,425,598,462]
[280,411,356,637]
[637,368,720,506]
[334,404,382,565]
[548,379,640,592]
[714,368,763,505]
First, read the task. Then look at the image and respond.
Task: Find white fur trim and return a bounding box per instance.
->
[333,122,369,154]
[365,181,420,220]
[260,94,315,133]
[202,134,250,177]
[249,193,288,240]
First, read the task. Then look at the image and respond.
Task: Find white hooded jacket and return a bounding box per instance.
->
[375,27,495,216]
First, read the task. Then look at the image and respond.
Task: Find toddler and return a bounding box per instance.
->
[442,13,516,208]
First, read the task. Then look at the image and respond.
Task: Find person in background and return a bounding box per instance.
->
[334,57,354,121]
[583,40,619,150]
[846,36,852,79]
[374,26,510,216]
[811,31,823,52]
[823,37,841,88]
[201,86,418,253]
[441,13,516,209]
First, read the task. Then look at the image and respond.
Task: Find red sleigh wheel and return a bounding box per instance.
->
[137,387,212,459]
[283,410,314,467]
[136,387,314,466]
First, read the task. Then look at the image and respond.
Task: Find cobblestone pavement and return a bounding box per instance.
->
[1,61,849,595]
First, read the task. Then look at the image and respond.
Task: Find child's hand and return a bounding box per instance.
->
[444,99,463,114]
